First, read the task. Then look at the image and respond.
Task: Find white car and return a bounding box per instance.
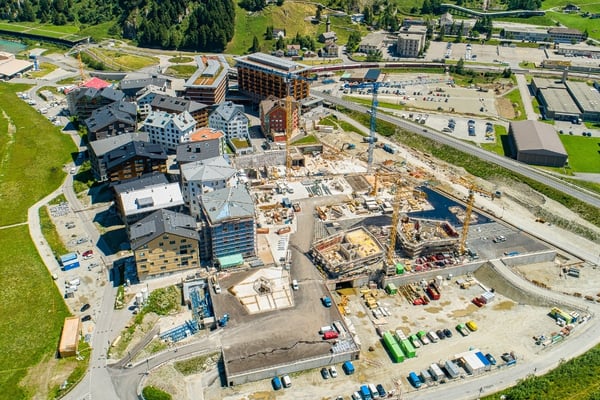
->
[329,366,338,378]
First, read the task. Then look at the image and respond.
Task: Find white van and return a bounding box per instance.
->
[292,279,299,290]
[427,331,440,343]
[369,383,380,398]
[281,374,291,388]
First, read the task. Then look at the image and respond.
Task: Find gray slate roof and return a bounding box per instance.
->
[105,141,167,170]
[201,186,255,224]
[84,100,137,133]
[151,94,208,114]
[88,132,149,157]
[130,209,199,249]
[112,172,169,194]
[181,156,236,182]
[210,101,246,123]
[510,120,567,156]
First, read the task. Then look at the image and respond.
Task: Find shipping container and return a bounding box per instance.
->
[369,383,380,398]
[385,283,397,295]
[420,369,432,383]
[400,339,416,358]
[382,331,405,363]
[323,330,339,340]
[444,360,461,379]
[429,363,445,381]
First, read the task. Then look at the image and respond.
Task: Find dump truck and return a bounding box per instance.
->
[426,283,441,300]
[456,323,470,337]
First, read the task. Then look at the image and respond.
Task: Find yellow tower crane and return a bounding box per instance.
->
[285,94,294,179]
[77,51,87,82]
[459,185,475,255]
[387,178,405,267]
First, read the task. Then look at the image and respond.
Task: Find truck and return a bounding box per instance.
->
[362,136,378,143]
[427,331,440,343]
[417,330,430,345]
[426,282,440,300]
[456,323,470,337]
[382,143,396,154]
[321,296,332,307]
[429,363,445,381]
[408,372,422,388]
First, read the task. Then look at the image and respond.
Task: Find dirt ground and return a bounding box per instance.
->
[495,97,515,119]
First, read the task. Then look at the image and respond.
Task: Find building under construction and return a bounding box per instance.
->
[235,52,311,103]
[396,217,460,257]
[184,55,229,105]
[311,227,384,279]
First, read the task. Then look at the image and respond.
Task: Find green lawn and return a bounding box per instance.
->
[0,21,85,40]
[0,83,75,225]
[547,11,600,40]
[560,135,600,173]
[292,134,319,145]
[503,88,527,120]
[481,125,508,155]
[0,226,71,399]
[0,83,75,398]
[164,65,197,79]
[86,48,159,71]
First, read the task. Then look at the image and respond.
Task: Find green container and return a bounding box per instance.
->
[385,283,397,295]
[396,263,405,274]
[383,332,405,363]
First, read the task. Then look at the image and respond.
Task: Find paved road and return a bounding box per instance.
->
[515,73,539,120]
[313,90,600,211]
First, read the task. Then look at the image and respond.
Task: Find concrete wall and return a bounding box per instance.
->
[382,261,486,288]
[500,250,556,267]
[225,348,359,386]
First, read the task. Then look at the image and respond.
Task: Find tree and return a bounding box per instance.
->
[366,49,382,61]
[363,6,373,25]
[276,0,284,5]
[455,57,465,74]
[265,26,273,39]
[421,0,432,14]
[276,36,285,50]
[250,36,260,52]
[437,25,446,41]
[346,31,361,53]
[315,6,322,21]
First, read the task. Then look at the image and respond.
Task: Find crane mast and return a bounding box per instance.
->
[367,84,379,172]
[459,186,475,255]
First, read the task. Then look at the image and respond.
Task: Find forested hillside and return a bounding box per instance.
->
[0,0,235,51]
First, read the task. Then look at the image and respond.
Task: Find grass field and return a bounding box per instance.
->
[0,83,76,398]
[560,135,600,173]
[481,125,508,155]
[86,48,159,71]
[0,226,71,399]
[226,3,366,55]
[0,21,85,41]
[0,83,75,225]
[503,88,527,120]
[164,65,196,79]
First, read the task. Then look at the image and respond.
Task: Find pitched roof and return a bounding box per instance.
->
[144,110,196,131]
[510,120,567,156]
[105,141,167,170]
[181,156,236,182]
[201,186,255,224]
[210,101,247,123]
[84,100,137,133]
[183,127,224,142]
[112,172,169,194]
[88,132,149,157]
[130,209,198,249]
[120,77,168,91]
[82,77,110,90]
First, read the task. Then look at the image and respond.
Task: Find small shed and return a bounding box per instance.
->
[385,282,397,295]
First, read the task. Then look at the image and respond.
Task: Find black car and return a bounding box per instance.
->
[436,329,446,340]
[321,367,330,379]
[443,328,453,338]
[81,315,92,322]
[486,353,497,365]
[80,303,90,312]
[376,383,387,397]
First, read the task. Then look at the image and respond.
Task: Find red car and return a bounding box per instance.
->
[82,250,93,259]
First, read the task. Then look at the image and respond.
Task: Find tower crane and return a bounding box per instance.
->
[77,51,88,82]
[459,185,475,255]
[343,81,384,172]
[386,176,405,270]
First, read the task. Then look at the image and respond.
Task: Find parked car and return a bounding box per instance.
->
[321,367,330,379]
[436,329,446,340]
[443,328,453,338]
[80,303,90,312]
[486,353,497,365]
[329,366,338,378]
[376,383,387,397]
[82,250,94,259]
[81,315,92,322]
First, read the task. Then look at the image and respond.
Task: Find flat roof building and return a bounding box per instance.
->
[509,120,568,167]
[565,81,600,122]
[115,178,184,224]
[184,55,229,105]
[397,26,427,58]
[235,52,311,103]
